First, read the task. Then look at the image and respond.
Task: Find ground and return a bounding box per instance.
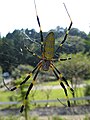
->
[0,105,90,120]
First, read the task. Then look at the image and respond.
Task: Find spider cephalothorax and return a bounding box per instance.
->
[42,60,50,71]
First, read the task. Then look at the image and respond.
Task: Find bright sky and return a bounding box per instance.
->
[0,0,90,37]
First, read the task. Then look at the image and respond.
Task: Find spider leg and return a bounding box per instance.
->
[55,3,72,54]
[25,45,41,59]
[51,63,74,98]
[59,58,71,61]
[50,64,70,107]
[34,0,44,53]
[3,61,42,91]
[53,57,71,62]
[20,66,41,113]
[55,21,72,54]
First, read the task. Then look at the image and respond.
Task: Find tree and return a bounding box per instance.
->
[0,66,2,83]
[0,37,16,73]
[55,53,90,97]
[70,28,88,39]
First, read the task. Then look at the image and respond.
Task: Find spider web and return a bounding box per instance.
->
[0,30,41,75]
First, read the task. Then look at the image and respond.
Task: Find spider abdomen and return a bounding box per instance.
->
[44,32,55,60]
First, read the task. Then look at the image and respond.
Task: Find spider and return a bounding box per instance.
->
[3,0,74,113]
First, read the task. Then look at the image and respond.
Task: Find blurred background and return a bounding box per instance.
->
[0,0,90,120]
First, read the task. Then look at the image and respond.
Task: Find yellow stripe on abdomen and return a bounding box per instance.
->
[44,32,55,60]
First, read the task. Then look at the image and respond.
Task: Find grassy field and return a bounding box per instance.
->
[0,80,90,120]
[0,79,87,109]
[0,83,85,101]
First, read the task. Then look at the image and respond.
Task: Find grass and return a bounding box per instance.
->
[0,91,14,101]
[45,79,90,86]
[41,80,59,86]
[0,79,89,110]
[0,84,76,102]
[84,79,90,84]
[0,84,86,109]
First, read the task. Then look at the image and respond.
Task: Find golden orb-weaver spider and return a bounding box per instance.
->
[3,0,74,113]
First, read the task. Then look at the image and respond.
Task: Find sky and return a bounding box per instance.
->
[0,0,90,37]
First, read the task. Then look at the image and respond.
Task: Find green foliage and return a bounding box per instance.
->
[84,39,90,53]
[56,53,90,83]
[84,115,90,120]
[14,76,30,120]
[69,28,88,39]
[52,116,66,120]
[55,35,86,54]
[12,64,33,79]
[55,53,90,98]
